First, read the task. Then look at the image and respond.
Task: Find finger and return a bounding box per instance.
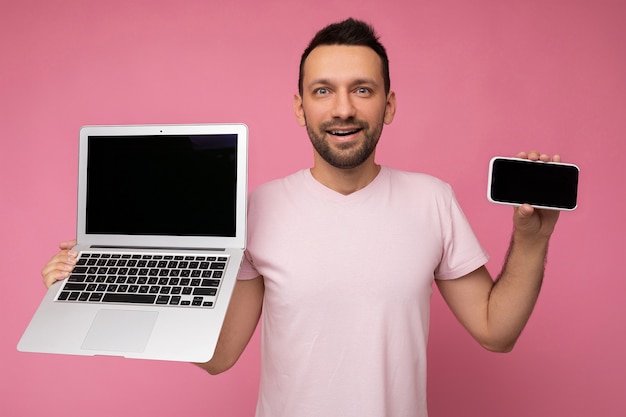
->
[516,151,561,163]
[41,252,77,288]
[43,269,72,288]
[41,256,76,277]
[41,258,75,281]
[59,239,77,250]
[516,203,535,219]
[513,204,535,230]
[44,250,78,270]
[526,150,541,161]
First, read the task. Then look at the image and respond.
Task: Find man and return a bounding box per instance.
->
[42,18,561,417]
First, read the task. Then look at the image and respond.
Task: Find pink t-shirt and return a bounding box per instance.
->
[238,166,489,417]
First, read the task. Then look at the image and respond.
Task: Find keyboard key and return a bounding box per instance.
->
[102,293,157,304]
[156,295,170,304]
[68,275,86,283]
[64,283,87,291]
[193,287,217,296]
[89,292,104,302]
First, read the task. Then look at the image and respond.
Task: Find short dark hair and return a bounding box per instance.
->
[298,18,390,95]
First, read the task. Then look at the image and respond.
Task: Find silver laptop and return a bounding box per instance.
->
[18,123,248,362]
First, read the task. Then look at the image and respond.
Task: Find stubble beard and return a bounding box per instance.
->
[305,117,384,170]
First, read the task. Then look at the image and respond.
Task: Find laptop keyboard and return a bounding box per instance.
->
[56,252,229,308]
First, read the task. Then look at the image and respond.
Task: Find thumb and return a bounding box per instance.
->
[517,204,534,218]
[59,239,77,250]
[513,204,537,232]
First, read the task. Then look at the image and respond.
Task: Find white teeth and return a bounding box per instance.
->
[330,130,358,136]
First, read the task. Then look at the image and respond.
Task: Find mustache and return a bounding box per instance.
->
[320,118,369,131]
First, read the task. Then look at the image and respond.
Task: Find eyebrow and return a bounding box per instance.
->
[306,78,380,90]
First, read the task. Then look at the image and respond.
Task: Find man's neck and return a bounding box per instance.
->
[310,157,381,196]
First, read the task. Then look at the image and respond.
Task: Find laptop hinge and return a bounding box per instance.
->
[90,245,226,251]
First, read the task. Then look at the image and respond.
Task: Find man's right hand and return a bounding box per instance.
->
[41,240,77,288]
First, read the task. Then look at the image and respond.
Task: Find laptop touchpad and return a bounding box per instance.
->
[82,309,158,353]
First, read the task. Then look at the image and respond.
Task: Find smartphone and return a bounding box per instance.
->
[488,157,580,211]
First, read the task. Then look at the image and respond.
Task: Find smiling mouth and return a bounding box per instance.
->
[327,128,363,137]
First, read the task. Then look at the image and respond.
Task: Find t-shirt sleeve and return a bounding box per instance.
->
[237,250,261,280]
[435,187,489,281]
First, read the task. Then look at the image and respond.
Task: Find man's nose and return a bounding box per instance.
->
[330,91,357,119]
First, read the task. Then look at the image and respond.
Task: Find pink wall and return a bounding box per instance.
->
[2,0,624,415]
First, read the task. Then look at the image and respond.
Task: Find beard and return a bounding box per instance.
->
[305,116,384,169]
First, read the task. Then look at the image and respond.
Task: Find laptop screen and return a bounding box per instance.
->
[85,134,238,237]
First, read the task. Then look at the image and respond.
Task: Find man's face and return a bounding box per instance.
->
[294,45,396,169]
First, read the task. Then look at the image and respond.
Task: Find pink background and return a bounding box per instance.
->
[2,0,625,416]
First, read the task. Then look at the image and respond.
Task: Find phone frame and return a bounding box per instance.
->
[487,157,580,211]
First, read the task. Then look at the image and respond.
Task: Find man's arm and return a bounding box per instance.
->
[195,275,264,375]
[436,151,560,352]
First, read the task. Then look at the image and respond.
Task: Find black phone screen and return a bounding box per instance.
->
[489,158,579,210]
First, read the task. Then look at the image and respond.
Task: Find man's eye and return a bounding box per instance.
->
[355,87,370,95]
[315,88,329,95]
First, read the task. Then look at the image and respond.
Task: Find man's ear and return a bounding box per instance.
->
[384,91,397,125]
[293,93,306,127]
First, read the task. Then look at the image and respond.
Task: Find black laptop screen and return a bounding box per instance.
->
[86,134,238,237]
